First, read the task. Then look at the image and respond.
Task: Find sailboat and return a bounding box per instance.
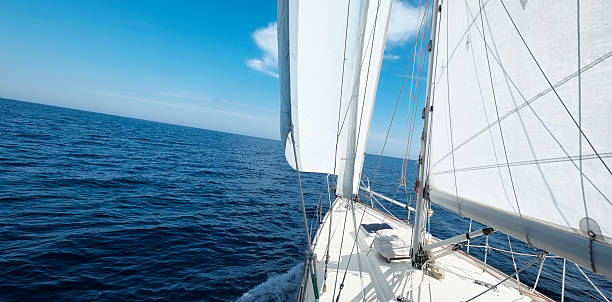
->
[277,0,612,301]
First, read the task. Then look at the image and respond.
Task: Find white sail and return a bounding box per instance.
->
[278,0,392,197]
[426,0,612,276]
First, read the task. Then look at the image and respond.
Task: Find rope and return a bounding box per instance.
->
[331,201,350,299]
[350,202,367,301]
[534,258,607,302]
[400,0,431,182]
[465,253,544,302]
[443,0,461,217]
[507,235,519,283]
[335,202,369,302]
[531,254,547,293]
[575,263,610,302]
[288,127,319,300]
[462,0,513,208]
[478,0,531,246]
[561,259,566,302]
[371,0,430,187]
[331,0,378,296]
[357,0,432,257]
[322,175,333,292]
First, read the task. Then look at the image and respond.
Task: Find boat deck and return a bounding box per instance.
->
[301,198,552,302]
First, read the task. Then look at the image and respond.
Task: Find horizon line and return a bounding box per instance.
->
[1,97,413,161]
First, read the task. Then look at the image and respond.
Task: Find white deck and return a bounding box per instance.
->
[301,198,552,302]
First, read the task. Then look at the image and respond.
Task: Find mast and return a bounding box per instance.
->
[410,0,441,267]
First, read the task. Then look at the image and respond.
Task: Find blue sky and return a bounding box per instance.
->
[0,0,429,158]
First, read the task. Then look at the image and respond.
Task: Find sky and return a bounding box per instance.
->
[0,0,430,159]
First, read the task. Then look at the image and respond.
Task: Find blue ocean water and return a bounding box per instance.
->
[0,98,610,301]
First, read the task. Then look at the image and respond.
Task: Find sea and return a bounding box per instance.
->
[0,98,610,302]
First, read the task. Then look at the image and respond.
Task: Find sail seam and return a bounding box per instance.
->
[432,152,612,174]
[431,43,612,169]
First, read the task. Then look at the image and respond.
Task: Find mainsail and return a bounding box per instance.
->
[278,0,392,198]
[424,0,612,277]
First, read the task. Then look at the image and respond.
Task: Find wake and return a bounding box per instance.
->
[236,263,303,302]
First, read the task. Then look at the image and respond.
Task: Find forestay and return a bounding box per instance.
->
[278,0,392,197]
[426,0,612,276]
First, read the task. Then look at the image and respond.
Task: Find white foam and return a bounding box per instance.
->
[236,263,303,302]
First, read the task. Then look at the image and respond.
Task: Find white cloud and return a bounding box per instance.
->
[247,1,422,75]
[384,53,400,60]
[387,0,423,46]
[246,22,279,78]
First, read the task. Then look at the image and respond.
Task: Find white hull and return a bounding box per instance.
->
[299,198,552,302]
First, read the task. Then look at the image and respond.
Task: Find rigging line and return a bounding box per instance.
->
[401,84,421,175]
[289,128,313,249]
[499,0,612,177]
[323,176,333,290]
[431,49,612,169]
[352,0,382,191]
[531,254,547,293]
[371,0,431,187]
[401,1,430,179]
[465,252,544,302]
[478,0,531,247]
[444,0,461,216]
[574,264,611,302]
[464,0,512,209]
[341,1,383,299]
[561,259,566,302]
[288,127,320,300]
[532,262,607,302]
[507,235,519,283]
[401,11,430,185]
[481,2,573,221]
[576,0,591,251]
[350,202,367,302]
[456,244,543,257]
[331,0,353,180]
[401,42,423,182]
[335,7,385,141]
[332,0,368,295]
[331,201,351,299]
[335,202,369,302]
